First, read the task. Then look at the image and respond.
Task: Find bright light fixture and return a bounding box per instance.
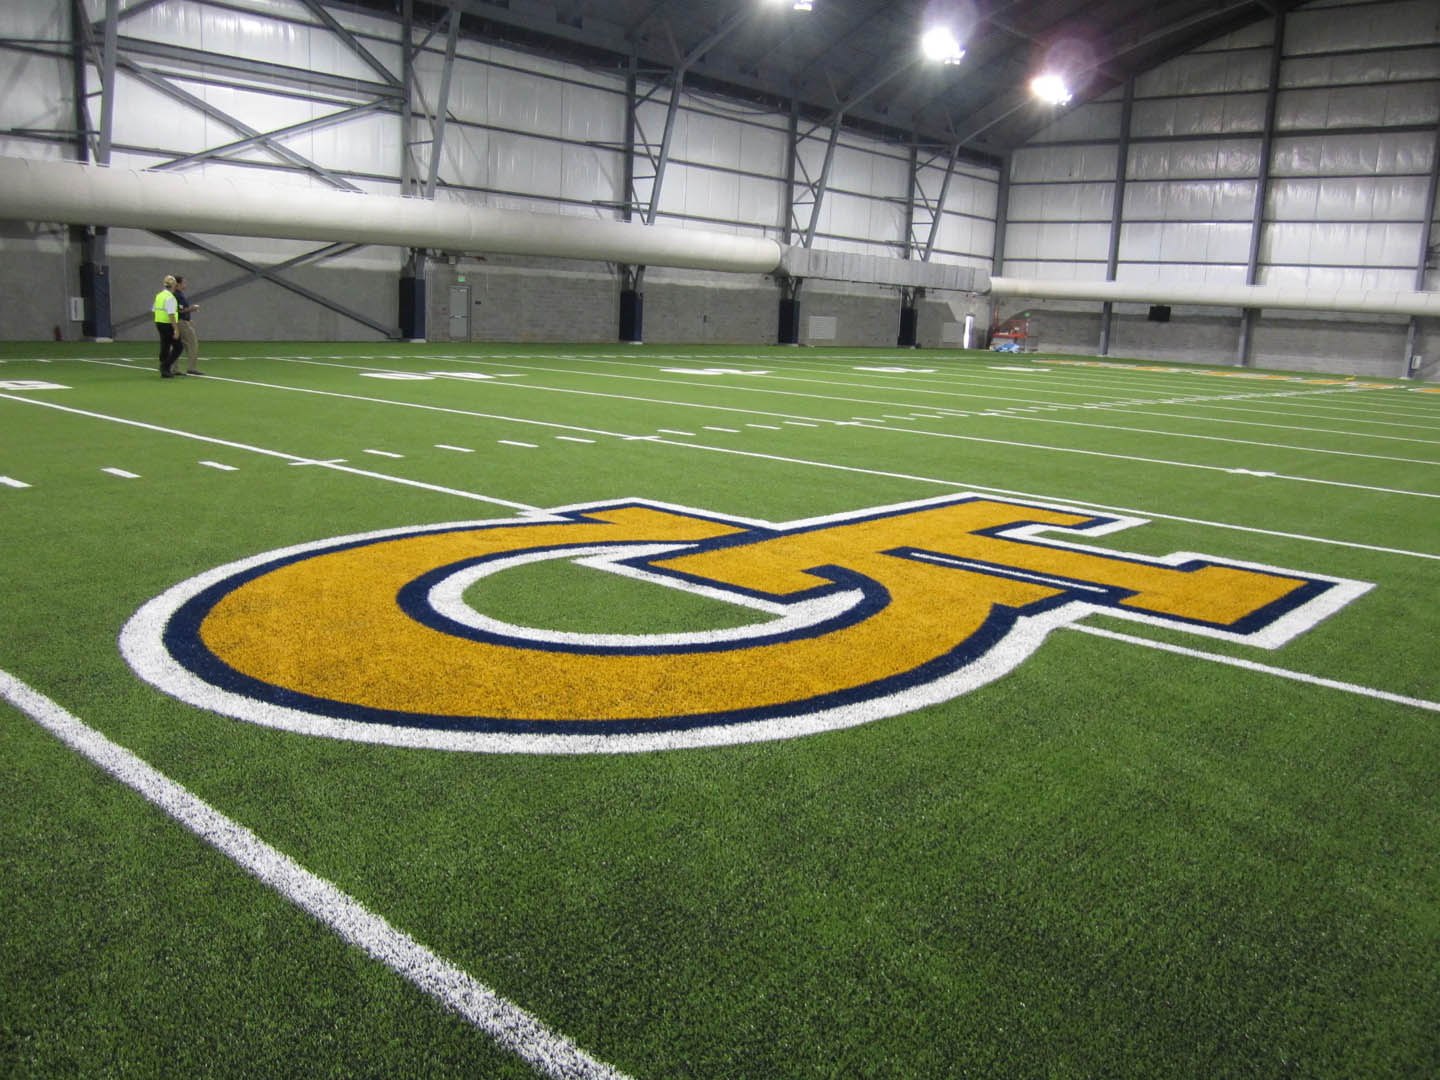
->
[1030,73,1072,105]
[921,26,964,65]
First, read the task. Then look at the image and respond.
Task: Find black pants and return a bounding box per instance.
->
[155,322,182,374]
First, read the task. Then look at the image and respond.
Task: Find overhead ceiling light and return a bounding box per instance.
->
[792,1,813,10]
[1030,73,1072,105]
[921,25,965,65]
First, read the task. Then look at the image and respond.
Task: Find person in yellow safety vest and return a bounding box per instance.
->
[153,274,183,378]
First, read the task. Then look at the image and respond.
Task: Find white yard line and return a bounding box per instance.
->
[252,359,1439,494]
[1067,626,1440,713]
[0,670,631,1080]
[11,377,1434,561]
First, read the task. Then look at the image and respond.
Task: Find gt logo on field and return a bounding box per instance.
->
[120,495,1370,753]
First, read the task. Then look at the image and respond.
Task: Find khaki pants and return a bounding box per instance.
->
[178,320,199,370]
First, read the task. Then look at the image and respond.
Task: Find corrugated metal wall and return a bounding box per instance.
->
[1004,0,1440,373]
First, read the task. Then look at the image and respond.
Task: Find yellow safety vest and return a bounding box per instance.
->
[153,289,176,324]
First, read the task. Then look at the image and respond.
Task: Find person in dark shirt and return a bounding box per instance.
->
[173,275,203,375]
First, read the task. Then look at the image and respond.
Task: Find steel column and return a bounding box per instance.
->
[1404,114,1440,377]
[1239,11,1285,368]
[1099,79,1134,356]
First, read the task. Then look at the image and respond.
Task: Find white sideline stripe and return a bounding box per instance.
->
[1068,625,1440,713]
[199,461,237,472]
[0,671,631,1080]
[102,467,140,479]
[1,475,31,488]
[0,395,534,512]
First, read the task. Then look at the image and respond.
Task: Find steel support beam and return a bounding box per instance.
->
[151,102,392,174]
[116,234,398,338]
[1099,79,1134,356]
[116,58,364,191]
[921,143,962,261]
[296,0,402,89]
[72,0,112,340]
[642,7,754,227]
[1404,113,1440,377]
[1239,11,1285,368]
[424,1,461,200]
[801,59,918,248]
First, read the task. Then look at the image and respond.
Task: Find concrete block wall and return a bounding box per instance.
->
[1252,316,1411,379]
[429,259,617,344]
[1110,310,1241,366]
[996,297,1432,379]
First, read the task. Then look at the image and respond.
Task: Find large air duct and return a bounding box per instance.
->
[989,275,1440,319]
[0,157,784,275]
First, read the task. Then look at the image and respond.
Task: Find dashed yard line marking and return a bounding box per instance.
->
[657,428,696,436]
[0,670,632,1080]
[704,426,740,433]
[102,467,140,479]
[199,461,237,472]
[435,444,474,453]
[556,436,595,444]
[745,424,782,430]
[363,449,404,459]
[0,395,532,511]
[1,475,31,488]
[783,421,819,427]
[498,440,538,449]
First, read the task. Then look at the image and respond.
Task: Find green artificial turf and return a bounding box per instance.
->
[1,340,1437,1079]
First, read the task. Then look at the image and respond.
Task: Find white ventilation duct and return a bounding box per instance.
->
[0,157,784,275]
[989,276,1440,319]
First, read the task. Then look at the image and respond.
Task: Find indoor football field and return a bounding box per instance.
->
[2,341,1437,1078]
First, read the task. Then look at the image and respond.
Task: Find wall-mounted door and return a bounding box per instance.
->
[448,285,471,341]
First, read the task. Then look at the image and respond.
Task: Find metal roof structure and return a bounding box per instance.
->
[354,0,1304,162]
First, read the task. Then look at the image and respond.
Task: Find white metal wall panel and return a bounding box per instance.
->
[560,81,624,145]
[1133,48,1273,98]
[1282,46,1440,89]
[1131,92,1267,137]
[1010,145,1116,182]
[1127,139,1262,180]
[490,131,565,201]
[559,145,620,213]
[487,66,566,140]
[1268,176,1430,220]
[1124,179,1257,221]
[306,110,400,176]
[1269,132,1435,176]
[738,122,789,179]
[1287,0,1440,55]
[117,1,385,85]
[1031,101,1123,142]
[736,175,784,229]
[1277,84,1440,130]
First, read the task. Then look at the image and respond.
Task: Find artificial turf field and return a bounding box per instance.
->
[1,340,1437,1078]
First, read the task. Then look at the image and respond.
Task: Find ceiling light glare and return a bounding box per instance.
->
[921,26,965,65]
[788,0,813,11]
[1030,73,1072,105]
